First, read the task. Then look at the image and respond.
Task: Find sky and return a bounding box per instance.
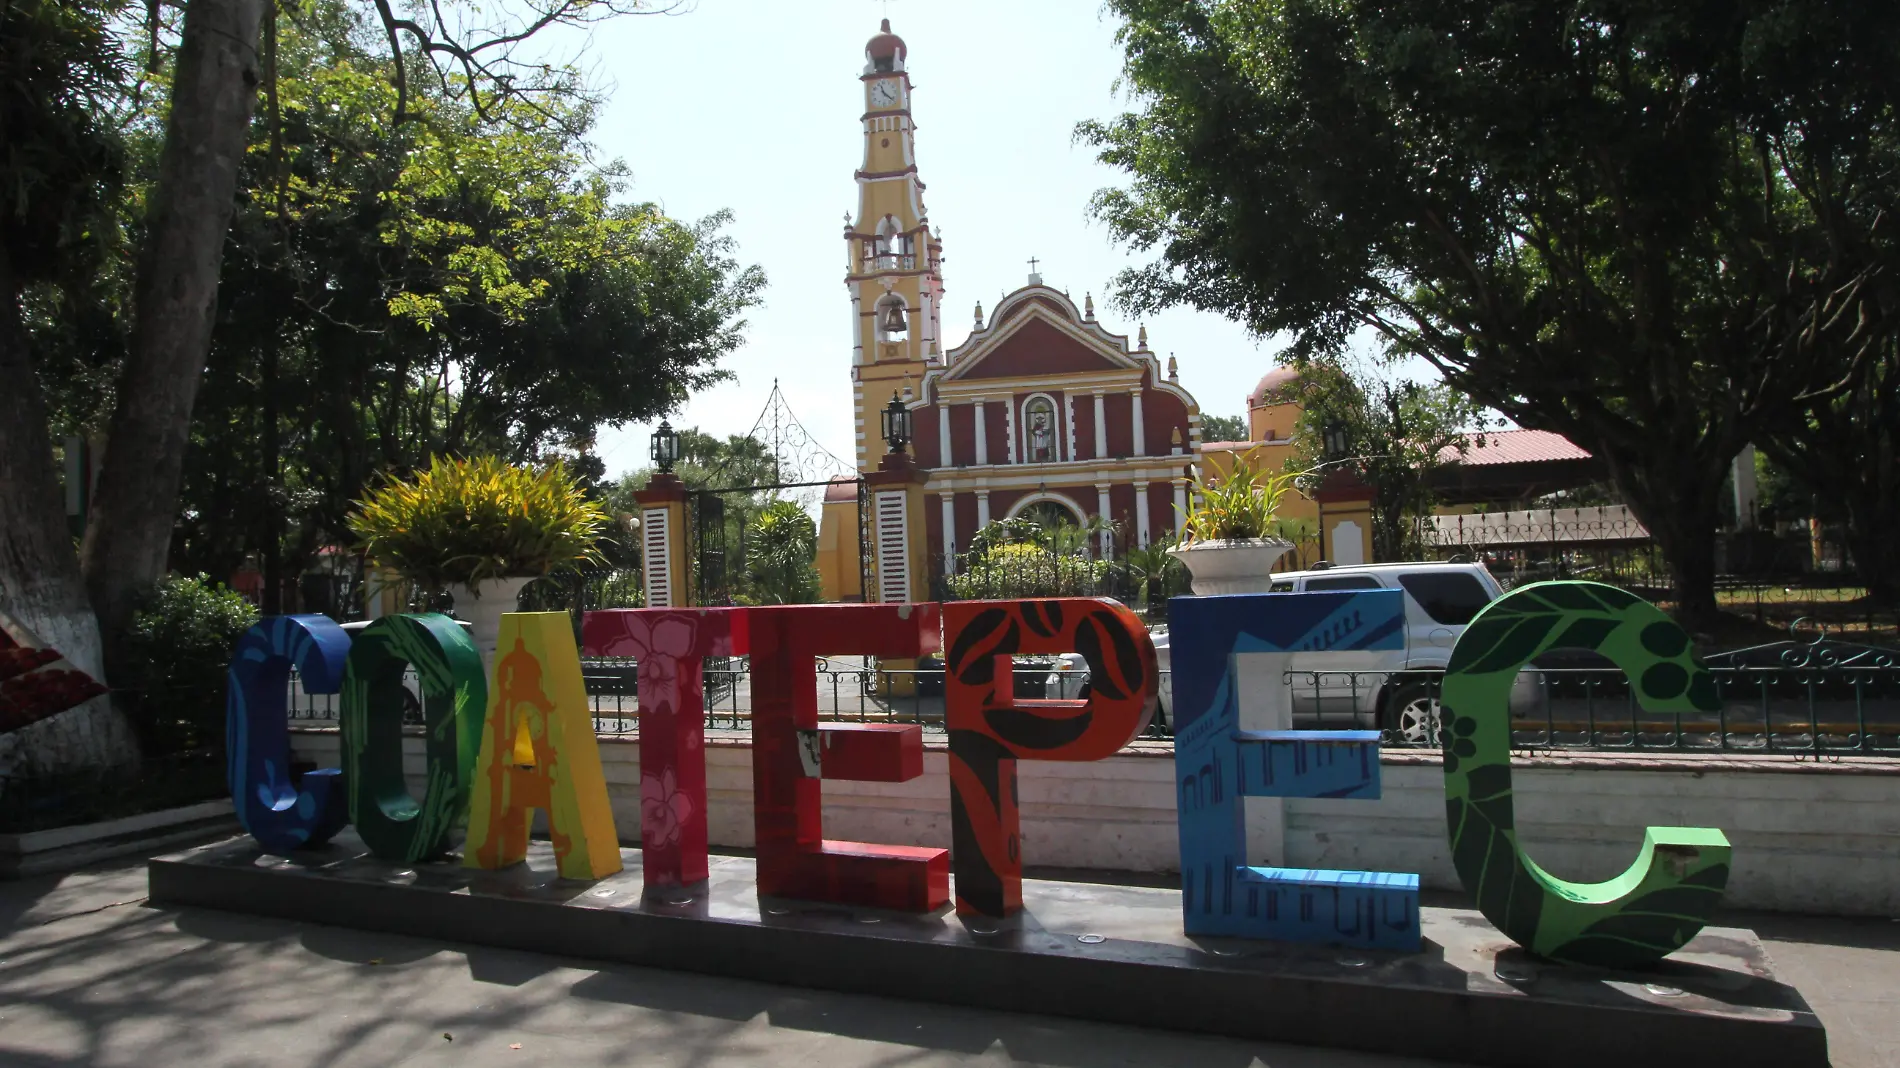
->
[570,1,1350,480]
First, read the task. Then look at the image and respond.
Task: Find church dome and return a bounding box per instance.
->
[1249,366,1303,407]
[866,19,907,69]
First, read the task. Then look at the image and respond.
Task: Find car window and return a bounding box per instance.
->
[1396,571,1492,625]
[1268,581,1294,593]
[1302,575,1383,591]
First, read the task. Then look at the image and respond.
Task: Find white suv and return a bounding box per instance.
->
[1045,560,1531,742]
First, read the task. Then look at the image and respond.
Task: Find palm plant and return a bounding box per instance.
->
[1119,534,1190,616]
[1179,449,1307,543]
[348,456,609,588]
[746,499,820,605]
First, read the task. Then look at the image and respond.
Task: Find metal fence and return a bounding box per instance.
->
[281,633,1899,756]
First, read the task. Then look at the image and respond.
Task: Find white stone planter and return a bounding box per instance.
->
[445,575,536,676]
[1167,538,1294,596]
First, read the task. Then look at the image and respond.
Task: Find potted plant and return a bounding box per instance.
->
[348,456,608,671]
[1168,453,1311,595]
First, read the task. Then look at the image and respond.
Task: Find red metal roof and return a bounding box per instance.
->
[1448,429,1591,466]
[824,476,859,503]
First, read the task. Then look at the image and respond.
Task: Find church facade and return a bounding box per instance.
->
[819,21,1204,598]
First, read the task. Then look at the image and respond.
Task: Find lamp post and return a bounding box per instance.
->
[1323,421,1350,462]
[650,420,681,474]
[880,392,912,454]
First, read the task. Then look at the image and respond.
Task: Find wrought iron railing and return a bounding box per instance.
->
[282,634,1900,757]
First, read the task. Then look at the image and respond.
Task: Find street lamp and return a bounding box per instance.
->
[650,420,681,474]
[880,392,912,454]
[1323,421,1350,461]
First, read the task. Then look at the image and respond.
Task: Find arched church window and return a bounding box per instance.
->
[876,292,909,341]
[1023,395,1058,464]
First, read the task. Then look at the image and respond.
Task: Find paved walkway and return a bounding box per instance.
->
[1,852,1895,1067]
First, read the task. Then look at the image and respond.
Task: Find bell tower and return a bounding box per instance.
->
[846,19,942,469]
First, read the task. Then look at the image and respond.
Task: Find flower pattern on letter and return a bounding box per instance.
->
[602,612,699,719]
[642,767,694,848]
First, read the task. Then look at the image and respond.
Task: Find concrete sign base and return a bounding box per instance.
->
[148,834,1827,1068]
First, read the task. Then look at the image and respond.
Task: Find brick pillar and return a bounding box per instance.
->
[1315,469,1376,566]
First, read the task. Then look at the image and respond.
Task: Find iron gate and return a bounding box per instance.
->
[684,478,872,606]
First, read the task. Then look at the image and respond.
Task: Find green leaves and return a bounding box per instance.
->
[746,499,819,605]
[1086,0,1900,618]
[1180,449,1305,543]
[348,455,609,588]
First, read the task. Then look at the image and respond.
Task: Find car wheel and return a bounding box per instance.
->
[1382,680,1442,746]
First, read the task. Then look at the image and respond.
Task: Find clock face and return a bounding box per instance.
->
[869,80,900,108]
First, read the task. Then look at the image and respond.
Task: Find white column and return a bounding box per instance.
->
[1133,481,1151,548]
[938,405,952,466]
[1173,478,1188,536]
[1004,399,1017,465]
[940,492,957,574]
[973,400,988,465]
[975,490,991,529]
[1063,394,1076,461]
[1130,388,1146,457]
[1096,483,1114,558]
[1092,391,1108,458]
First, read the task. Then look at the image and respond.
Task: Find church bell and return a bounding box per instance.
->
[880,299,909,335]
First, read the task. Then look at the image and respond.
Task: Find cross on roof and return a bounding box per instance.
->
[1027,256,1041,274]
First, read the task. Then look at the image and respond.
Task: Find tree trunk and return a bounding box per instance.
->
[79,0,265,684]
[0,252,139,781]
[1596,443,1725,630]
[1839,429,1899,605]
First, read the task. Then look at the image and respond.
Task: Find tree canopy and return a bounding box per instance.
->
[1283,363,1487,561]
[1199,413,1248,443]
[1085,0,1899,619]
[34,3,763,607]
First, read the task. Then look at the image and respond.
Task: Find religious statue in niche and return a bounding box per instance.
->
[1026,397,1056,463]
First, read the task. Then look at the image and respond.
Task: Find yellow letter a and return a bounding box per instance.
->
[464,612,622,880]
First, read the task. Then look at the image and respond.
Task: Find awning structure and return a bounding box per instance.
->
[1429,429,1606,506]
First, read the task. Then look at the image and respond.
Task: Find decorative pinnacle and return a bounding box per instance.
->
[1138,324,1150,350]
[974,300,984,325]
[1167,354,1179,379]
[902,373,914,401]
[1172,427,1183,446]
[1084,293,1095,319]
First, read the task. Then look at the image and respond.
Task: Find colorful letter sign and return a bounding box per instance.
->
[582,607,748,891]
[748,604,948,911]
[942,599,1158,917]
[466,613,623,880]
[341,613,486,863]
[226,614,352,853]
[1168,591,1419,950]
[225,586,1735,969]
[1441,581,1731,969]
